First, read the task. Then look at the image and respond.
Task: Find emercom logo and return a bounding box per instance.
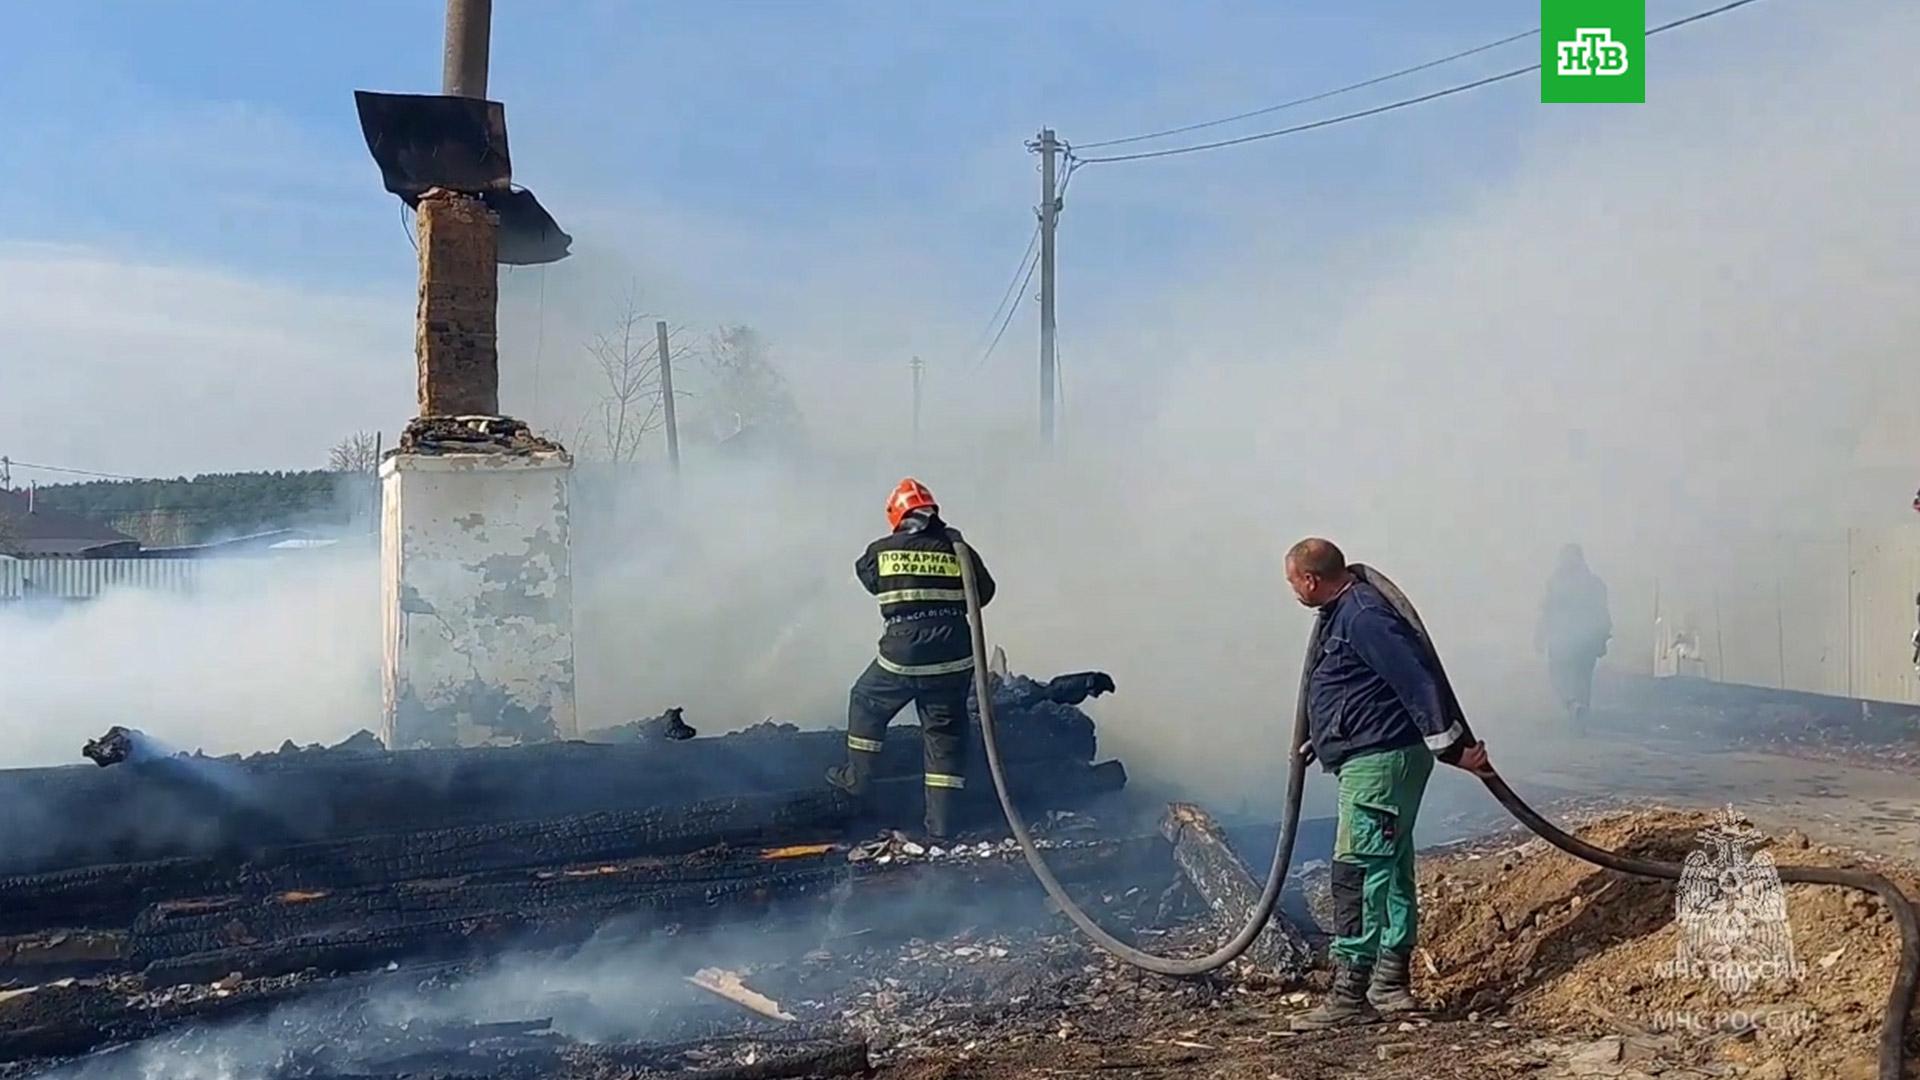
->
[1541,0,1646,103]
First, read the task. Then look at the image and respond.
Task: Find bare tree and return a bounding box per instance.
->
[701,324,802,447]
[585,289,691,463]
[327,431,381,473]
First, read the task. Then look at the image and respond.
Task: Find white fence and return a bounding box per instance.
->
[0,558,203,602]
[1606,525,1920,705]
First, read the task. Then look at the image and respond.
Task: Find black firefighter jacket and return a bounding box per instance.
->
[855,513,996,677]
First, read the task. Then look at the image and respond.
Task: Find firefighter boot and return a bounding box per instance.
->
[923,782,961,840]
[1290,959,1381,1031]
[826,754,874,801]
[1366,949,1419,1014]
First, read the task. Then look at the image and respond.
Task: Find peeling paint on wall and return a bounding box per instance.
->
[380,451,576,748]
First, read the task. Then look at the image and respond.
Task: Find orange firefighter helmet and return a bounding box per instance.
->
[886,478,937,530]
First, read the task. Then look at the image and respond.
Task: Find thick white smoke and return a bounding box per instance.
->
[0,555,379,767]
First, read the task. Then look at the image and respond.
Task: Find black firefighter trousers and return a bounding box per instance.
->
[841,660,971,837]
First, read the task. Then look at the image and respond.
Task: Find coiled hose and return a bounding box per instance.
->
[952,542,1918,1080]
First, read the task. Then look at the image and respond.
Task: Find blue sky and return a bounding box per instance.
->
[0,2,1538,286]
[0,0,1818,475]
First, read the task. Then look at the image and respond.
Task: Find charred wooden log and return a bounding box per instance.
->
[562,1031,851,1077]
[130,834,1171,985]
[0,961,467,1066]
[0,759,1123,943]
[0,830,1168,1068]
[1159,802,1314,981]
[3,705,1096,877]
[0,928,127,985]
[0,789,856,938]
[671,1040,870,1080]
[0,858,226,938]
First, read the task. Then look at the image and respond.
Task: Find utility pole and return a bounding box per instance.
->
[910,356,924,446]
[1036,129,1059,445]
[0,457,10,491]
[656,320,681,474]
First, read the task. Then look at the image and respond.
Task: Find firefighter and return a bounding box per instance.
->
[827,478,995,839]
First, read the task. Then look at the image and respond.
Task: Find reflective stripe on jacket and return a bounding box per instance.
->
[856,512,995,675]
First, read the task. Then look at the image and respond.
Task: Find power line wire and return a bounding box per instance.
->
[4,460,150,481]
[1054,320,1067,432]
[1075,26,1539,151]
[1076,0,1765,165]
[533,263,548,419]
[975,223,1042,352]
[1057,151,1084,201]
[977,247,1040,369]
[1077,67,1535,164]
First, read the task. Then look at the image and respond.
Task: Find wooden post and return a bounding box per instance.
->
[910,355,924,446]
[1774,578,1788,689]
[656,320,680,473]
[1037,129,1058,445]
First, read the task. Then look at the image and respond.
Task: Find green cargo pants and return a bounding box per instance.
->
[1330,745,1434,966]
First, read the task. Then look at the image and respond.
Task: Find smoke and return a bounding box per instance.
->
[555,2,1920,807]
[37,926,803,1080]
[1010,2,1920,794]
[0,554,379,768]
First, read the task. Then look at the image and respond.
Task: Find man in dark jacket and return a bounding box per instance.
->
[1284,538,1490,1030]
[827,478,995,838]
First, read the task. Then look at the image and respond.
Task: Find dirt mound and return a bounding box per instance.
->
[1415,808,1919,1079]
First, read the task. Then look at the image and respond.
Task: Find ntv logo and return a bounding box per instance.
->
[1541,1,1645,103]
[1557,28,1630,77]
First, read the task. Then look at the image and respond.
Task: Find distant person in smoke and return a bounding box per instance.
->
[827,478,994,839]
[1284,538,1491,1030]
[1535,543,1612,727]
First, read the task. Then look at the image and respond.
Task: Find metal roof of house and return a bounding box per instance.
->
[0,490,140,557]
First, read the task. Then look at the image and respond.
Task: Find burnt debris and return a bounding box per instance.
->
[0,666,1349,1076]
[397,414,566,457]
[989,670,1116,710]
[81,725,140,768]
[586,706,699,744]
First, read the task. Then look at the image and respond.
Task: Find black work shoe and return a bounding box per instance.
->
[1367,950,1420,1014]
[1291,960,1382,1031]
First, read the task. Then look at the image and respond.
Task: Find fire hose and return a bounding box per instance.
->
[952,542,1918,1080]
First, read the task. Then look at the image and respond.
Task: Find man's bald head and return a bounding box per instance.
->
[1285,537,1353,608]
[1286,538,1346,578]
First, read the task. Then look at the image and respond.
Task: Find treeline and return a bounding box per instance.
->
[31,472,366,547]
